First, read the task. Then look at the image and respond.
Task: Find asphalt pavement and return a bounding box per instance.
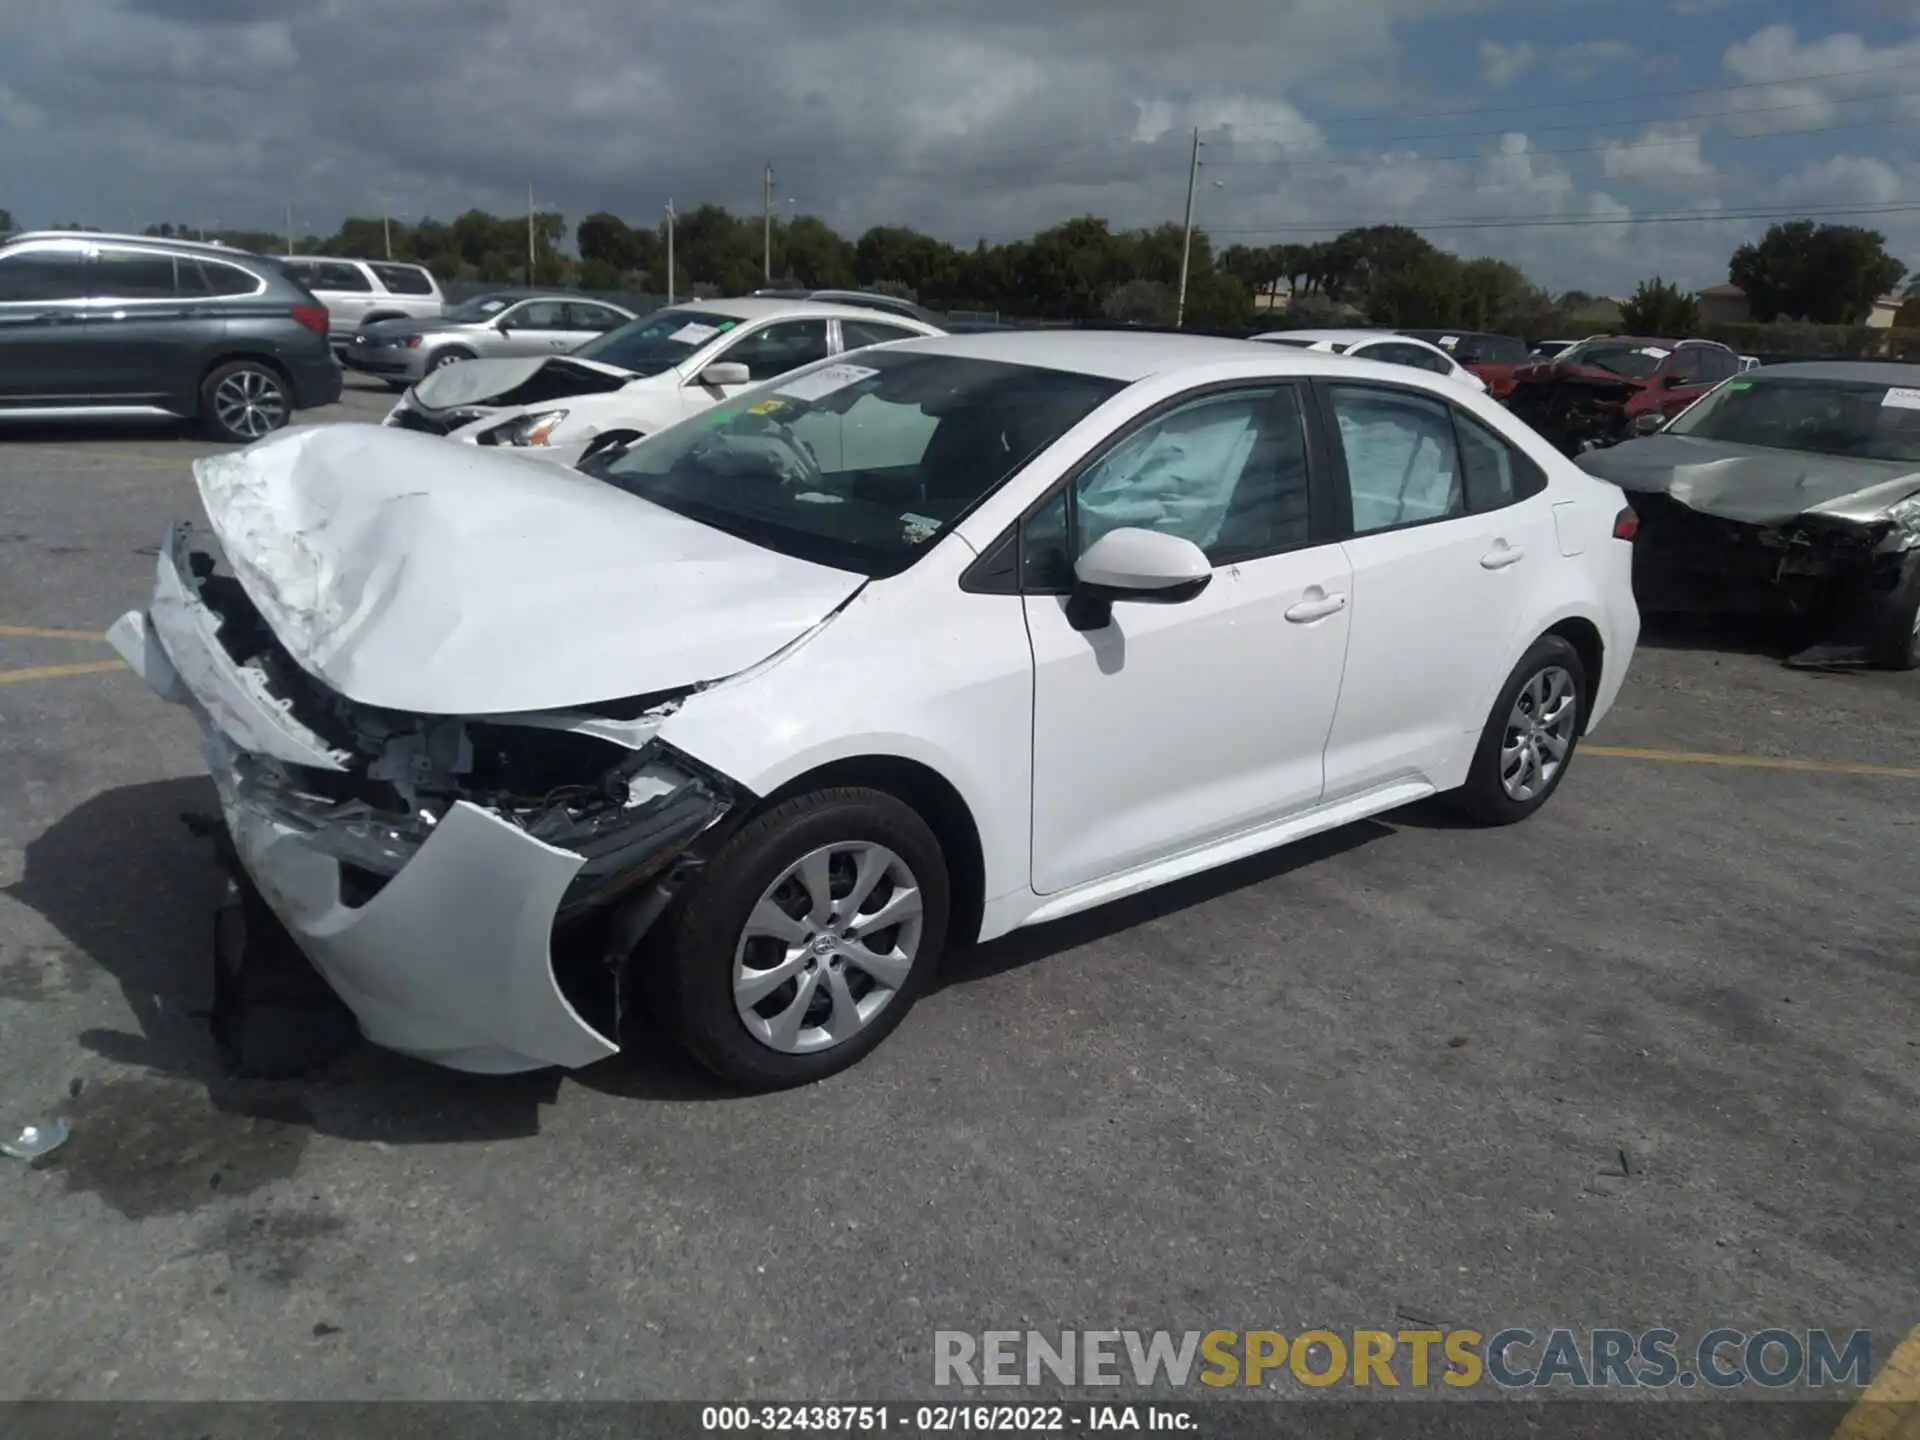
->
[0,379,1915,1406]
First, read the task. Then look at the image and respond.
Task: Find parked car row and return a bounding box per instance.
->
[107,318,1643,1091]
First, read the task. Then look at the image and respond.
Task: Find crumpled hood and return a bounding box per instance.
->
[191,424,865,716]
[1576,433,1920,526]
[409,354,636,411]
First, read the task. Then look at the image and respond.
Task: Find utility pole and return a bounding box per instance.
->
[762,162,774,282]
[665,199,676,306]
[527,183,536,285]
[285,202,295,255]
[383,213,393,259]
[1175,126,1202,330]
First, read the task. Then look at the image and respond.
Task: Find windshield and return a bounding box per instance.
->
[1555,340,1671,380]
[575,308,747,376]
[584,351,1124,576]
[444,293,522,323]
[1666,376,1920,463]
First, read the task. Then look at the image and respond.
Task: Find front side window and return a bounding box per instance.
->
[1665,376,1920,463]
[1023,387,1313,587]
[505,300,568,329]
[587,351,1122,577]
[89,249,180,299]
[0,248,87,302]
[1326,384,1466,534]
[1694,347,1739,383]
[724,320,833,381]
[1667,349,1706,385]
[573,307,746,376]
[369,263,434,295]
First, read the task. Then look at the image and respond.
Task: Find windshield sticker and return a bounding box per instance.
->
[776,363,879,403]
[1637,347,1672,360]
[479,299,508,313]
[715,321,737,332]
[1727,380,1753,390]
[747,398,788,415]
[902,512,941,545]
[1881,387,1920,410]
[669,322,720,345]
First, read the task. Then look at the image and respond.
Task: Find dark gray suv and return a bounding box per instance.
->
[0,232,343,442]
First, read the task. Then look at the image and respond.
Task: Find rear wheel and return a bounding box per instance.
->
[1450,635,1587,825]
[200,360,290,444]
[658,787,949,1092]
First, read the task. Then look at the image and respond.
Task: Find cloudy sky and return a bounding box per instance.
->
[3,0,1918,294]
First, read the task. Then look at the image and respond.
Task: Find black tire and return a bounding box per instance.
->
[1865,554,1920,670]
[1450,635,1588,826]
[427,346,474,372]
[199,359,292,444]
[659,787,950,1092]
[383,379,409,393]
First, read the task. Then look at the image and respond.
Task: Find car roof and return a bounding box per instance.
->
[278,254,430,269]
[6,229,261,258]
[680,296,943,327]
[1255,328,1406,345]
[1746,361,1920,384]
[885,328,1336,380]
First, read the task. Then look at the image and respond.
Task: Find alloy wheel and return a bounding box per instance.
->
[1500,665,1577,802]
[213,369,288,439]
[732,842,924,1055]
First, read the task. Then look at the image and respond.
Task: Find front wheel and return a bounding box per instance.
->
[201,360,291,443]
[658,787,950,1091]
[1450,635,1588,825]
[426,347,473,372]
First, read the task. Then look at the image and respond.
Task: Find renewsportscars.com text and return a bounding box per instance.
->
[933,1327,1873,1391]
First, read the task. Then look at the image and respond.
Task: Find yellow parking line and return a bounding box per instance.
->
[1585,745,1920,780]
[1835,1326,1920,1440]
[0,659,125,685]
[0,624,108,642]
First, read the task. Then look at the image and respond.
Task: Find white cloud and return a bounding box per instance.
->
[1711,24,1920,134]
[1478,40,1535,88]
[1599,126,1719,194]
[1550,40,1636,81]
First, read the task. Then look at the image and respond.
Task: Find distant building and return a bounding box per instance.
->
[1697,283,1749,324]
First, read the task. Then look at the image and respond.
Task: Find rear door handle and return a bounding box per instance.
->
[1480,543,1525,570]
[1284,591,1348,623]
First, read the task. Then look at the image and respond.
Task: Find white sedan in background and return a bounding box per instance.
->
[112,332,1637,1092]
[1254,328,1490,394]
[383,297,945,466]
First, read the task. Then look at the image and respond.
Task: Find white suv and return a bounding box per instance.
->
[275,256,445,344]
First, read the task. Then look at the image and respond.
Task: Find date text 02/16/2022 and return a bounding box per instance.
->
[701,1406,1194,1432]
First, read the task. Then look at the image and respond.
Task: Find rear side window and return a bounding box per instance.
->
[369,263,434,295]
[0,248,87,301]
[89,249,181,299]
[1456,411,1548,512]
[842,319,922,348]
[1325,384,1466,534]
[311,261,371,292]
[192,259,263,297]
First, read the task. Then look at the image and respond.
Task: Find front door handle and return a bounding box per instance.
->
[1284,591,1348,623]
[1480,543,1525,570]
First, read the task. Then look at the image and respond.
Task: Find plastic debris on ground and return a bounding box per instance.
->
[1,1117,72,1163]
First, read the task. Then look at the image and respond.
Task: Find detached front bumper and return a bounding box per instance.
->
[108,527,730,1074]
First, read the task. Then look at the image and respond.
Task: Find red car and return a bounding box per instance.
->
[1398,330,1531,399]
[1506,336,1742,453]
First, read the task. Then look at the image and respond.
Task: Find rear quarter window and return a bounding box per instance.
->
[369,263,435,296]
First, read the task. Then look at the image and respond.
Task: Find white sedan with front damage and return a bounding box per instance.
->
[111,331,1640,1092]
[383,297,945,468]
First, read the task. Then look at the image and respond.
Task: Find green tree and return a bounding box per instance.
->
[1101,278,1176,326]
[1729,221,1906,324]
[1365,251,1466,326]
[780,215,856,288]
[1618,276,1700,335]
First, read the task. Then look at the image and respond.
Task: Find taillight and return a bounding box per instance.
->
[403,335,422,349]
[292,304,329,336]
[1613,505,1639,541]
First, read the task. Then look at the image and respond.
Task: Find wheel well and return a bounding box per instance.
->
[760,756,986,951]
[1544,617,1604,732]
[196,353,291,414]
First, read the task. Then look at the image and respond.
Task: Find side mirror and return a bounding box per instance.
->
[493,317,514,332]
[1066,527,1212,631]
[698,361,752,387]
[1631,411,1668,436]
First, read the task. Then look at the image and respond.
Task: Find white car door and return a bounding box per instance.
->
[679,318,834,420]
[1022,384,1354,895]
[493,299,579,356]
[1315,380,1559,802]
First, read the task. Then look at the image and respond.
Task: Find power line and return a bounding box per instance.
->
[1205,200,1920,238]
